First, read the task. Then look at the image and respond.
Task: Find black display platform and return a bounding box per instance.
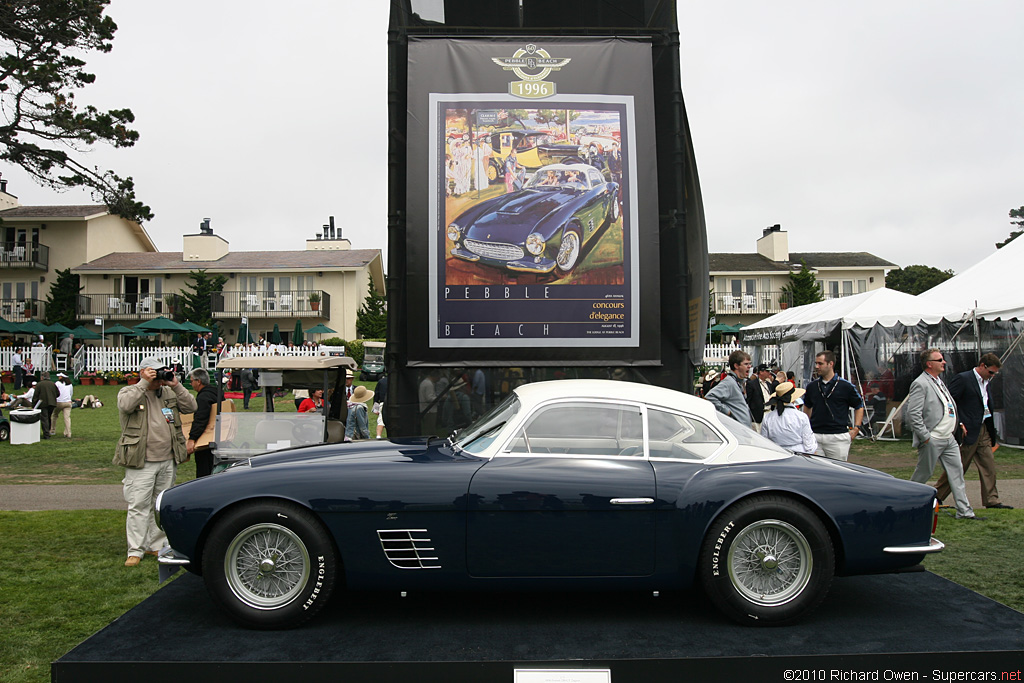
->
[55,571,1024,682]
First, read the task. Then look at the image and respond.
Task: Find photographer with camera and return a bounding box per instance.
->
[114,357,197,567]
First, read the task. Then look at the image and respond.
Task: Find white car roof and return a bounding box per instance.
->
[512,379,718,420]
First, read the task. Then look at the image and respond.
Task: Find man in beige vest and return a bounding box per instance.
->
[114,357,197,566]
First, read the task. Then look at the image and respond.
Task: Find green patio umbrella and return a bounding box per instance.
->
[135,315,189,332]
[293,319,304,345]
[20,319,47,335]
[305,323,336,343]
[709,323,734,332]
[43,322,74,334]
[0,317,21,333]
[103,323,136,335]
[179,321,211,333]
[71,326,103,340]
[270,323,283,345]
[236,320,254,345]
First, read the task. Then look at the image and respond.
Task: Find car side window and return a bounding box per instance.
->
[588,169,603,186]
[646,408,724,460]
[507,401,643,457]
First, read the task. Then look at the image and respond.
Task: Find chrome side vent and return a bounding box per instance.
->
[377,529,442,569]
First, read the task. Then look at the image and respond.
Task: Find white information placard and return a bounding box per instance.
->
[514,669,611,683]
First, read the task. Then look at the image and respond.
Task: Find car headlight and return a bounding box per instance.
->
[447,223,461,242]
[525,232,545,255]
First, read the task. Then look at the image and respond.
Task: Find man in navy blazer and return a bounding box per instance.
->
[935,353,1012,509]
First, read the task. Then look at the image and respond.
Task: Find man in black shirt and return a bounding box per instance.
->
[803,351,864,461]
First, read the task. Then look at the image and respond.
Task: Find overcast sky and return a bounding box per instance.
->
[2,1,1021,275]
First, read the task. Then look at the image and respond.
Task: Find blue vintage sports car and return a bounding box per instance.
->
[447,163,620,276]
[157,379,942,630]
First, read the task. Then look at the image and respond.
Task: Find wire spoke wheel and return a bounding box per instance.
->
[225,522,310,610]
[728,519,812,606]
[555,229,581,273]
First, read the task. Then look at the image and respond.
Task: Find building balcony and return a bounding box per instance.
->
[211,290,330,320]
[76,293,181,321]
[0,242,48,270]
[712,290,794,316]
[1,298,46,322]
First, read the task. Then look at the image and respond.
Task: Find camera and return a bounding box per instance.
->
[155,369,176,381]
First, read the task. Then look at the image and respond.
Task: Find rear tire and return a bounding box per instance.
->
[699,495,833,625]
[0,423,8,441]
[202,500,338,629]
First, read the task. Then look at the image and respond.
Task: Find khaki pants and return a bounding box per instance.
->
[814,432,852,461]
[123,459,175,558]
[935,427,1001,507]
[50,401,72,437]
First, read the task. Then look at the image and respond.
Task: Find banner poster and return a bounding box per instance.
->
[407,38,660,364]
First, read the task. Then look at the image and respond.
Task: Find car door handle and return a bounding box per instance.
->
[610,498,654,505]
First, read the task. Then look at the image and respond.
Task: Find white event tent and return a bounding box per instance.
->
[741,288,966,439]
[920,234,1024,320]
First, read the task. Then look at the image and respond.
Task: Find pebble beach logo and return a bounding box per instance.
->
[491,44,571,99]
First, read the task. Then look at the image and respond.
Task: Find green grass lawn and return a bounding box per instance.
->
[0,380,382,485]
[0,386,1021,683]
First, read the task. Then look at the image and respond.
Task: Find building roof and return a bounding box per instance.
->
[0,204,110,219]
[73,249,382,272]
[709,251,897,273]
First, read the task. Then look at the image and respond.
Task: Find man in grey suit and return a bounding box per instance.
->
[906,348,978,520]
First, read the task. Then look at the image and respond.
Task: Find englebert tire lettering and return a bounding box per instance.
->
[302,556,326,610]
[202,501,338,629]
[699,494,834,625]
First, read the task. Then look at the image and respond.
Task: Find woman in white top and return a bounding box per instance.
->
[760,382,818,454]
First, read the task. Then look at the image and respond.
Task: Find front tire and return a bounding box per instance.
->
[699,495,834,625]
[554,224,583,275]
[202,500,338,629]
[0,423,8,441]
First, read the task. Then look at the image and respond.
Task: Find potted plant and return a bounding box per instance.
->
[104,371,124,386]
[308,291,321,312]
[125,371,140,385]
[80,371,98,385]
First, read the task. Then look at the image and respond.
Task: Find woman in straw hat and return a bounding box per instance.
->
[345,384,375,441]
[760,382,818,454]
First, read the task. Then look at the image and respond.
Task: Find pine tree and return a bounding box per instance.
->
[780,261,823,307]
[44,268,81,327]
[355,281,387,339]
[0,1,150,222]
[178,270,226,329]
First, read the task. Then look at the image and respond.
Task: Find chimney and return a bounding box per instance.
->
[306,215,351,251]
[756,224,788,262]
[0,173,18,210]
[183,217,229,261]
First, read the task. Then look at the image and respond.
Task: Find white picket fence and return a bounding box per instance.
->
[703,343,781,365]
[74,344,347,376]
[0,346,55,375]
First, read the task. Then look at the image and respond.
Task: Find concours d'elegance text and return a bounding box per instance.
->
[783,669,1021,681]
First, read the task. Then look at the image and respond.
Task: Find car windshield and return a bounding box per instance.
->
[525,168,589,190]
[716,412,792,455]
[452,393,520,454]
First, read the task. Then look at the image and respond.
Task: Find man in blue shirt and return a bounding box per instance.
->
[803,351,864,461]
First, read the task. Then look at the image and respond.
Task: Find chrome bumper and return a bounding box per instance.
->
[156,547,190,583]
[883,537,945,555]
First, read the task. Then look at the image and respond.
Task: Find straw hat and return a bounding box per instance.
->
[349,385,375,403]
[772,381,805,405]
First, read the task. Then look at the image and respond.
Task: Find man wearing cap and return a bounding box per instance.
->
[33,373,58,440]
[114,357,197,566]
[746,363,778,432]
[51,372,74,438]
